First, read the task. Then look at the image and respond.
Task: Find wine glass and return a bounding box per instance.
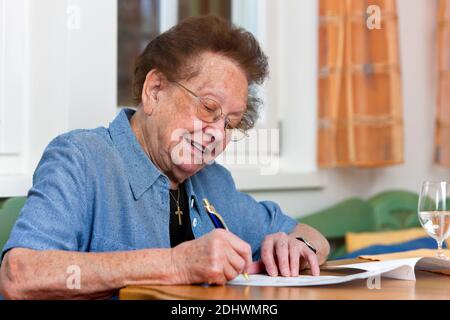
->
[418,181,450,259]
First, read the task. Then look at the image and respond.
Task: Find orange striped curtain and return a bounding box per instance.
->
[435,0,450,166]
[318,0,404,168]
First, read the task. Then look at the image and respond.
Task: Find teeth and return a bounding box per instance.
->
[185,137,206,153]
[190,141,204,153]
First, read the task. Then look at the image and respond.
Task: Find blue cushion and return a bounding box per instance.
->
[337,237,447,260]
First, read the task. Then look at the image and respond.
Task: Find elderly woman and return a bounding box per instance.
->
[0,16,329,299]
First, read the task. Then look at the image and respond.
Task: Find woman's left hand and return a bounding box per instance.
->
[248,232,320,277]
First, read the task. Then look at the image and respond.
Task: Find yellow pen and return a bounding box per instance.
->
[203,198,250,281]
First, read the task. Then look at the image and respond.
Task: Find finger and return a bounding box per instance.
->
[275,237,290,277]
[223,260,240,283]
[248,261,264,274]
[226,248,246,275]
[289,240,301,277]
[303,249,320,276]
[260,237,278,276]
[219,230,253,271]
[299,257,308,271]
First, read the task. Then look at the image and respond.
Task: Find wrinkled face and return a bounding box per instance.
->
[142,52,248,182]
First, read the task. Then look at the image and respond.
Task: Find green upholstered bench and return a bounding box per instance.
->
[298,190,420,259]
[0,197,27,252]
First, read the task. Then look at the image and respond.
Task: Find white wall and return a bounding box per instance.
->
[249,0,450,217]
[0,0,117,196]
[27,0,117,168]
[0,0,27,177]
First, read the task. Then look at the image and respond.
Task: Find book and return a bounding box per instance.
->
[228,250,450,287]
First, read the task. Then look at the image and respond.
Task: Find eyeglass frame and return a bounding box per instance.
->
[171,81,250,141]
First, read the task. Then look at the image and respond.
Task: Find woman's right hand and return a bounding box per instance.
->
[170,229,253,285]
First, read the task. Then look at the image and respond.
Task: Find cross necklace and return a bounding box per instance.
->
[170,188,183,226]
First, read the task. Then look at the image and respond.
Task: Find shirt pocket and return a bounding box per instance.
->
[89,235,136,252]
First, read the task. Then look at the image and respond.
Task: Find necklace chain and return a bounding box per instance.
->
[169,188,180,206]
[170,188,183,226]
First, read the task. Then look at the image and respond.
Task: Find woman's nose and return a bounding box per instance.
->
[216,117,227,131]
[203,121,226,143]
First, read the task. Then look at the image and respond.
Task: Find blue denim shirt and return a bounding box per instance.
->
[2,109,297,261]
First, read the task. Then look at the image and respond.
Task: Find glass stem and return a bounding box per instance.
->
[437,240,445,258]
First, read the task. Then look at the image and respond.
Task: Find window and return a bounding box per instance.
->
[118,0,233,107]
[116,0,323,191]
[179,0,231,21]
[118,0,160,107]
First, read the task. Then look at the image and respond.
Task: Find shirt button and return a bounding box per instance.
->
[192,218,198,228]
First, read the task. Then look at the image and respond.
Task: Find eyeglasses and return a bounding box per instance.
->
[172,81,249,142]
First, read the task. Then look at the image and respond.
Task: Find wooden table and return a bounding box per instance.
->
[119,259,450,300]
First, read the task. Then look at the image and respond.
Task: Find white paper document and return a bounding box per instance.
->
[228,257,450,287]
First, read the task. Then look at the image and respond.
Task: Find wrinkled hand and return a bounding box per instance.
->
[171,229,253,285]
[250,232,320,277]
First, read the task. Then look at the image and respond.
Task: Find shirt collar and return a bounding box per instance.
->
[108,108,164,200]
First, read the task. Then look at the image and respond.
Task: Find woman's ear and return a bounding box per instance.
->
[141,69,163,116]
